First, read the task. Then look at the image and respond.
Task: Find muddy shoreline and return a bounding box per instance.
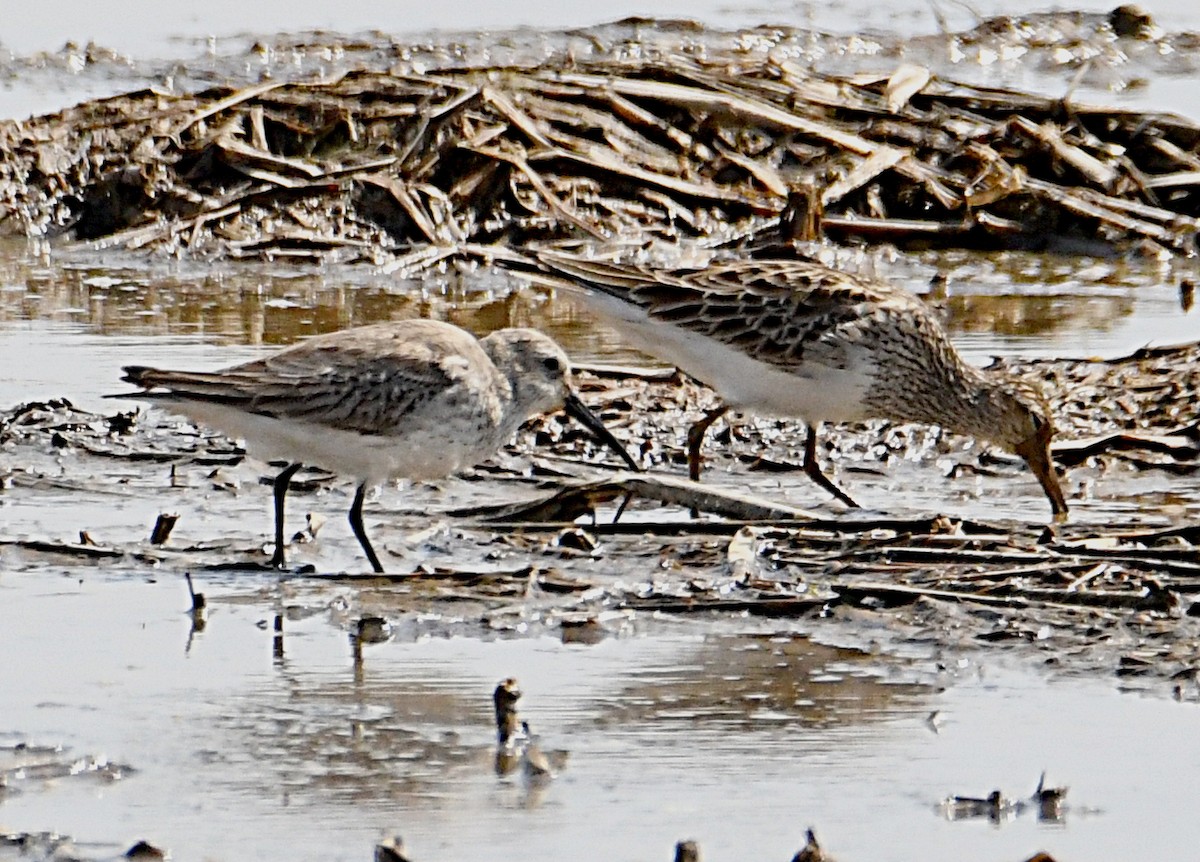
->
[4,337,1197,697]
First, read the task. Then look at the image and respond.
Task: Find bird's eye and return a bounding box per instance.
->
[542,356,562,373]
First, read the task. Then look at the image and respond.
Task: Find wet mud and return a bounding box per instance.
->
[3,8,1200,862]
[3,336,1198,694]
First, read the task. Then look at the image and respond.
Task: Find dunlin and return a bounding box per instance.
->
[112,319,638,572]
[504,251,1068,517]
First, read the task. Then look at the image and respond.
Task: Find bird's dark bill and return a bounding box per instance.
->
[563,392,640,471]
[1016,434,1069,520]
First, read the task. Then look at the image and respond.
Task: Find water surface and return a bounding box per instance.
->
[2,574,1197,862]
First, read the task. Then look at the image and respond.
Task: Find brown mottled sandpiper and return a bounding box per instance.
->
[505,251,1068,518]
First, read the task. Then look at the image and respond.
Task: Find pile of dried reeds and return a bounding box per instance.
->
[3,47,1199,261]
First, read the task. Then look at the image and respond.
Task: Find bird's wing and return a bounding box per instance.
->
[122,330,487,436]
[531,252,931,371]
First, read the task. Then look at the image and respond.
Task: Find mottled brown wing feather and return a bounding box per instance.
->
[532,252,930,370]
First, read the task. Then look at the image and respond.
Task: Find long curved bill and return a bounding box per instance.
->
[563,392,640,471]
[1015,433,1069,522]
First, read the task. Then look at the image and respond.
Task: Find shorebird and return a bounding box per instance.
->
[500,250,1068,517]
[491,678,554,780]
[111,319,638,572]
[493,677,525,749]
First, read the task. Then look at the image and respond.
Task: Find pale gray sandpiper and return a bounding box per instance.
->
[111,319,638,572]
[503,251,1068,517]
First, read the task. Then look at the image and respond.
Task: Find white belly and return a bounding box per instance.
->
[582,291,874,425]
[164,400,500,484]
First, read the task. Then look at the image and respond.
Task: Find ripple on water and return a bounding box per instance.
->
[2,571,1200,859]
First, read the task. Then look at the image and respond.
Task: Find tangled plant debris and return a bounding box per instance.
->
[2,13,1200,261]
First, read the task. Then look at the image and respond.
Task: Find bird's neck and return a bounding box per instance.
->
[871,350,1010,443]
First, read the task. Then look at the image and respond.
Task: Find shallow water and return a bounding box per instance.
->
[0,241,1195,406]
[4,0,1167,56]
[2,573,1198,862]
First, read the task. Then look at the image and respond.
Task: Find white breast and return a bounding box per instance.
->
[582,291,875,425]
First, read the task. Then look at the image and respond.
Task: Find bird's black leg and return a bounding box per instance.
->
[349,483,384,573]
[802,425,860,508]
[687,404,730,482]
[270,463,303,568]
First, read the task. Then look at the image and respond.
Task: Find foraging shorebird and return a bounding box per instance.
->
[493,677,525,748]
[501,251,1068,517]
[111,319,638,572]
[491,678,554,780]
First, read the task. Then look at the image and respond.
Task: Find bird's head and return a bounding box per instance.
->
[482,328,639,471]
[991,377,1069,520]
